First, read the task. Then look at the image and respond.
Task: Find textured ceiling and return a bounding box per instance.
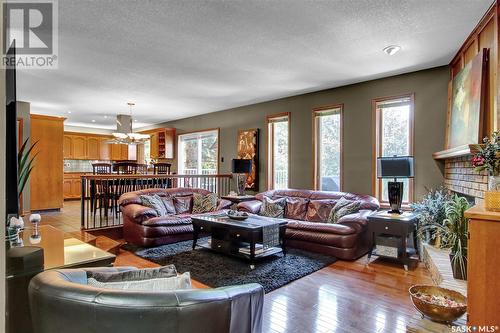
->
[19,0,493,129]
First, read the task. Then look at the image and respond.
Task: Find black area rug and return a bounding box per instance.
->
[123,238,337,293]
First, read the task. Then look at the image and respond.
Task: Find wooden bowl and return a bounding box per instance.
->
[409,285,467,323]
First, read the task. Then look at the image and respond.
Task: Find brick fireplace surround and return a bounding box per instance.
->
[443,155,487,204]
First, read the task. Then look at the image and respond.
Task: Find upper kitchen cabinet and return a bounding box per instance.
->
[72,135,87,159]
[99,137,111,160]
[142,128,176,160]
[86,136,100,160]
[63,135,72,159]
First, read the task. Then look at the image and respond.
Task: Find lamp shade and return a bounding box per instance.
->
[377,156,414,178]
[232,159,252,173]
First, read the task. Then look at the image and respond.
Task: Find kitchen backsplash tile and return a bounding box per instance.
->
[64,159,102,173]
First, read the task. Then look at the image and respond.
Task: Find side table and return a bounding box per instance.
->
[221,195,256,209]
[366,211,420,271]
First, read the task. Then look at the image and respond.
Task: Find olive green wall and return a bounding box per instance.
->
[152,66,449,200]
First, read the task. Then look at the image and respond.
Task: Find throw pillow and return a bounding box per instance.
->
[329,200,361,223]
[305,199,336,222]
[87,272,192,291]
[259,197,286,218]
[192,192,218,214]
[160,196,176,214]
[284,197,309,220]
[87,265,177,283]
[173,196,192,214]
[140,194,168,216]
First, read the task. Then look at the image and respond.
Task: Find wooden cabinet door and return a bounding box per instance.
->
[87,137,100,160]
[99,138,111,160]
[121,144,129,160]
[63,179,72,199]
[164,129,175,159]
[111,144,122,160]
[71,178,82,198]
[150,132,158,159]
[63,135,72,159]
[72,136,87,159]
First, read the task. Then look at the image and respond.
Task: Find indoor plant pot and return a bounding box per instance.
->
[449,252,467,280]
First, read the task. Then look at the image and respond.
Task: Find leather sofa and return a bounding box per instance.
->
[237,189,379,260]
[29,267,264,333]
[119,188,231,247]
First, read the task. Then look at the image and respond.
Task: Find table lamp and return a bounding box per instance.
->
[377,156,414,214]
[232,159,252,196]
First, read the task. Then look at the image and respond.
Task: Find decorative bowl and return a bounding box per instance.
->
[409,285,467,323]
[227,211,249,220]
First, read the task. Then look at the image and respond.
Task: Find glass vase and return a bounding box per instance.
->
[484,175,500,212]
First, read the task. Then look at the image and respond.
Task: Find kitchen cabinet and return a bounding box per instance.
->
[99,137,111,160]
[72,135,87,159]
[63,135,72,159]
[142,128,176,160]
[86,137,100,159]
[63,173,84,199]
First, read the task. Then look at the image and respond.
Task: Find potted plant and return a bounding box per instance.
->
[471,132,500,211]
[410,187,452,246]
[445,196,470,280]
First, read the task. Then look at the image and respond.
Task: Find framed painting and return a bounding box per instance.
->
[237,128,259,190]
[446,48,487,150]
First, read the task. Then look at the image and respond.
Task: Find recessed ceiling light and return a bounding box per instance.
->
[67,111,71,114]
[91,119,96,122]
[383,45,401,56]
[104,115,108,119]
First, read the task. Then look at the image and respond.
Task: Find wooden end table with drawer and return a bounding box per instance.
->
[366,211,420,271]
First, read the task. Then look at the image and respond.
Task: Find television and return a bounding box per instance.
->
[5,42,19,218]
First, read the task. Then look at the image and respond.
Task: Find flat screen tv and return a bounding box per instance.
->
[5,42,19,218]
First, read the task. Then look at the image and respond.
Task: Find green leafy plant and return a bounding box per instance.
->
[18,138,38,196]
[410,186,452,245]
[418,194,470,279]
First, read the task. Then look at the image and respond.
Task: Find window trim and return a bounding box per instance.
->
[372,93,415,205]
[312,104,344,191]
[266,112,291,190]
[177,127,220,175]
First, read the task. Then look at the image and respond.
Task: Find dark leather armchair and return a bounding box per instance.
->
[29,267,264,333]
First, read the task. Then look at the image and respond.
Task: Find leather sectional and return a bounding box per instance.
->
[119,188,232,247]
[237,189,379,260]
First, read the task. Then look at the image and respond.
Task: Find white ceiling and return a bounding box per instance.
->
[19,0,493,130]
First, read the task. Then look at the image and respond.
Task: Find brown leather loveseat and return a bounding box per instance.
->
[237,189,379,260]
[119,188,231,247]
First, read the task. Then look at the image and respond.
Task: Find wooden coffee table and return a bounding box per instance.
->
[191,214,287,268]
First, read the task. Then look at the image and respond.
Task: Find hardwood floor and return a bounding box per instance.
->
[39,200,433,332]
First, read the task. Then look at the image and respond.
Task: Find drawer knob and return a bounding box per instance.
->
[385,226,389,230]
[200,227,203,230]
[236,234,240,237]
[217,245,222,248]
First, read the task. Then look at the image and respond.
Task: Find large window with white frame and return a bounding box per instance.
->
[177,129,219,175]
[267,113,290,190]
[373,94,414,204]
[313,105,343,191]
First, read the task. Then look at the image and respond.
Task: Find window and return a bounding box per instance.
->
[373,94,414,204]
[267,113,290,189]
[178,129,219,175]
[313,105,343,191]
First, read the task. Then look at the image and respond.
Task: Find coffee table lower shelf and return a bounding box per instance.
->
[195,239,284,263]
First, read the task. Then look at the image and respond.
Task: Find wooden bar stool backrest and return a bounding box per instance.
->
[154,163,171,175]
[114,162,138,174]
[92,163,112,175]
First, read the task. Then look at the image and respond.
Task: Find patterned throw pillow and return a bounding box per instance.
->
[328,199,361,223]
[259,197,286,218]
[87,265,177,282]
[192,192,218,214]
[173,196,192,214]
[140,194,168,216]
